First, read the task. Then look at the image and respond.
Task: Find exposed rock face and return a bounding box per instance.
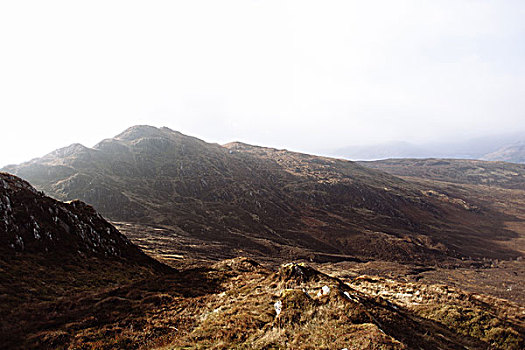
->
[0,172,154,263]
[2,126,522,262]
[0,172,174,350]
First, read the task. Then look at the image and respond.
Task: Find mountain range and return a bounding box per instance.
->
[330,133,525,163]
[2,125,522,263]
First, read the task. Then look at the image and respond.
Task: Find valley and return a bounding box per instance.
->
[3,1,524,348]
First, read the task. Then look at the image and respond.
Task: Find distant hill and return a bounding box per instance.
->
[483,142,525,164]
[331,141,431,160]
[2,125,522,262]
[331,133,525,162]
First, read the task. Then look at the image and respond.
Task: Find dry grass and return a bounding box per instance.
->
[3,258,523,349]
[350,275,525,349]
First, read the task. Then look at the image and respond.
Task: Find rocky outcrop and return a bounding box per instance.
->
[0,172,157,265]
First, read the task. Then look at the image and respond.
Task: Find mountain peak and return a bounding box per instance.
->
[3,126,523,264]
[115,125,178,141]
[45,143,90,159]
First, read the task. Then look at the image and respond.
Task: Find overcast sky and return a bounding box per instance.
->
[1,0,524,166]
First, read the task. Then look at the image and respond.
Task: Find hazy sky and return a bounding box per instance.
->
[1,0,525,166]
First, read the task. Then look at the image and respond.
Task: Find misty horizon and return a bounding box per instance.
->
[2,124,525,168]
[1,1,525,166]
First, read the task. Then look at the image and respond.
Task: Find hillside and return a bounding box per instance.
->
[0,172,155,260]
[358,157,525,261]
[0,172,171,348]
[13,258,525,349]
[1,155,524,349]
[359,158,525,189]
[3,126,523,263]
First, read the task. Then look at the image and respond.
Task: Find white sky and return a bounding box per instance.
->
[1,0,525,166]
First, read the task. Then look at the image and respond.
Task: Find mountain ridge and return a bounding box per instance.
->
[3,126,522,263]
[1,128,525,349]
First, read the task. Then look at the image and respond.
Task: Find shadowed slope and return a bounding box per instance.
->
[0,172,172,348]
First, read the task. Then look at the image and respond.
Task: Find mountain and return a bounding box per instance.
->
[2,125,522,263]
[2,141,524,349]
[484,142,525,164]
[0,172,170,348]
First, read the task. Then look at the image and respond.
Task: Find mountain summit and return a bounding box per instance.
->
[3,126,520,262]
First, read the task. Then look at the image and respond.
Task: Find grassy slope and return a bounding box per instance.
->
[11,258,523,350]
